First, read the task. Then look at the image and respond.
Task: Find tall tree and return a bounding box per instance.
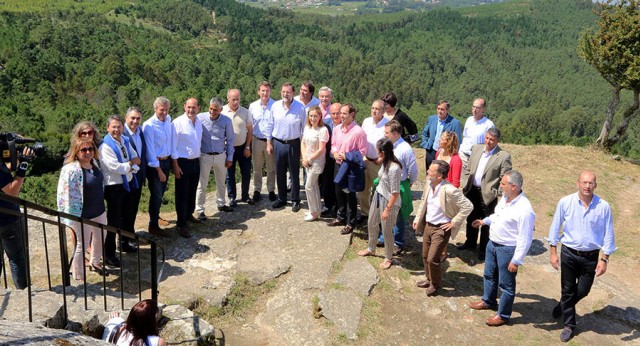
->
[578,0,640,150]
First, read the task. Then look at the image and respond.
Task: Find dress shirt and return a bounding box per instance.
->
[432,118,446,150]
[547,192,616,255]
[361,117,388,159]
[99,138,138,186]
[330,121,367,164]
[197,112,234,157]
[294,95,320,114]
[222,105,252,146]
[171,114,202,160]
[473,146,497,187]
[125,125,143,158]
[392,138,418,183]
[321,104,331,120]
[249,98,275,140]
[483,192,536,265]
[425,181,451,224]
[142,114,173,168]
[271,100,306,140]
[460,116,495,156]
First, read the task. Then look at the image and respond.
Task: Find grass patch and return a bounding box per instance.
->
[191,274,277,320]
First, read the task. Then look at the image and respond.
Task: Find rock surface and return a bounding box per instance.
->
[0,319,112,345]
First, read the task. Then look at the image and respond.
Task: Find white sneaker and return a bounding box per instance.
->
[304,214,318,222]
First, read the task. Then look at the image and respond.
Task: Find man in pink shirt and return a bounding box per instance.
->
[328,104,367,235]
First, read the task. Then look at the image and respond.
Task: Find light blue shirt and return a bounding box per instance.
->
[547,192,616,255]
[197,112,234,157]
[142,114,173,168]
[271,99,306,141]
[392,137,418,184]
[432,119,445,150]
[249,98,275,140]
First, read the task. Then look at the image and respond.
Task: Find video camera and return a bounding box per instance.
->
[0,132,45,171]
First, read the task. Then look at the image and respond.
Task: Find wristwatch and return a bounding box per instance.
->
[600,257,609,263]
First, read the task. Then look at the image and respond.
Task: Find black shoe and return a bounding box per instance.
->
[104,256,121,269]
[272,199,286,209]
[218,205,233,212]
[560,327,574,342]
[253,191,262,202]
[321,209,335,218]
[188,215,201,224]
[89,264,109,276]
[355,214,367,225]
[552,303,562,319]
[376,240,384,248]
[292,202,301,212]
[269,191,277,201]
[457,243,475,251]
[244,197,255,205]
[229,200,238,207]
[120,240,138,253]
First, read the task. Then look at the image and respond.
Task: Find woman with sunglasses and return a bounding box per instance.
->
[70,121,102,147]
[57,137,108,278]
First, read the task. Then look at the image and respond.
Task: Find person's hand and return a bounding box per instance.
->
[244,147,251,158]
[471,219,484,228]
[381,208,390,221]
[508,262,519,273]
[158,170,167,183]
[130,157,141,166]
[550,252,559,270]
[439,222,453,232]
[412,221,418,231]
[266,143,273,155]
[225,160,233,169]
[20,147,34,161]
[595,260,608,277]
[173,164,182,179]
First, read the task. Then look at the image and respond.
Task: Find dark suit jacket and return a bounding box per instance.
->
[392,109,418,142]
[124,127,147,188]
[461,144,512,205]
[334,150,365,192]
[420,114,462,151]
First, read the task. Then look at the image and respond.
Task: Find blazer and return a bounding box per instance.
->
[334,150,365,192]
[415,180,473,240]
[124,128,147,188]
[392,108,418,142]
[420,114,462,151]
[461,144,512,205]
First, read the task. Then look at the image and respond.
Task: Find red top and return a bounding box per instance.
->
[435,150,462,188]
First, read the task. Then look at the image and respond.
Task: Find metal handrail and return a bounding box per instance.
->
[0,193,164,325]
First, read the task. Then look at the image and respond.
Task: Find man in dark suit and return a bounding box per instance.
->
[458,127,511,260]
[420,100,462,171]
[122,106,146,250]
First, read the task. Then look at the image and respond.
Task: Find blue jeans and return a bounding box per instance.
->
[226,145,252,201]
[147,159,171,228]
[377,209,405,248]
[0,219,27,289]
[482,240,517,320]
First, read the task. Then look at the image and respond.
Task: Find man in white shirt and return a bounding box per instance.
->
[459,98,495,171]
[358,100,388,223]
[171,98,203,238]
[223,89,254,206]
[468,170,536,327]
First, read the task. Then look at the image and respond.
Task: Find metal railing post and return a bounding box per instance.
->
[151,241,158,301]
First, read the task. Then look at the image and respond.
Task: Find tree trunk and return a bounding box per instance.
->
[608,90,640,146]
[596,85,621,150]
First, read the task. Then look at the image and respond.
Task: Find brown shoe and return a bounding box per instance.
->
[486,315,508,327]
[469,301,492,310]
[340,225,353,235]
[177,227,191,238]
[416,280,431,288]
[426,286,439,297]
[148,225,169,238]
[328,218,346,227]
[158,218,170,226]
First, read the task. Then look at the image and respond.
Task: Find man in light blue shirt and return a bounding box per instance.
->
[269,82,306,212]
[420,100,462,171]
[547,171,616,342]
[196,97,235,219]
[248,81,276,202]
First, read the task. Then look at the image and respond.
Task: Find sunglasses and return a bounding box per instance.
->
[80,130,94,136]
[79,147,95,153]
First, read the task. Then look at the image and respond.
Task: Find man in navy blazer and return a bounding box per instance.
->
[122,106,146,250]
[420,100,462,171]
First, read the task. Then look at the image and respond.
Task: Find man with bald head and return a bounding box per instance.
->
[171,98,203,238]
[358,100,388,223]
[547,171,616,342]
[223,89,254,206]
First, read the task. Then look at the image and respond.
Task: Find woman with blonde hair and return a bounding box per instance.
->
[435,131,462,188]
[70,120,101,147]
[57,137,108,278]
[301,106,329,221]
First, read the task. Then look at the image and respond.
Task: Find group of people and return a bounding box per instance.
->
[0,80,616,343]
